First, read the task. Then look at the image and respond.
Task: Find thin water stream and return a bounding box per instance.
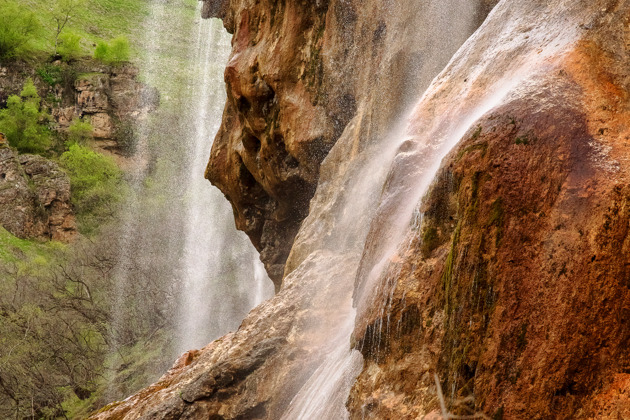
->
[280,1,484,417]
[108,0,273,397]
[176,12,275,354]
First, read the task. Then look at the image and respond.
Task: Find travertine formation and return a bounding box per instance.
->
[93,0,630,418]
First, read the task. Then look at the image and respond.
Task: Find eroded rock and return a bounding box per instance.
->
[0,146,76,242]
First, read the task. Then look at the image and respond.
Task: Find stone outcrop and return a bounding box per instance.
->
[0,59,158,157]
[93,0,630,419]
[349,1,630,418]
[0,145,76,242]
[204,0,349,287]
[58,63,159,156]
[203,0,490,289]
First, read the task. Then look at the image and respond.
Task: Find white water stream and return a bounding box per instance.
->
[109,0,274,394]
[280,1,486,418]
[175,11,275,354]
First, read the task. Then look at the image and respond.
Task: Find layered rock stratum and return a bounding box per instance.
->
[94,0,630,419]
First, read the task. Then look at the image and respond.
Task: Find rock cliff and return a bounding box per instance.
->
[93,0,630,419]
[0,145,76,241]
[0,60,158,158]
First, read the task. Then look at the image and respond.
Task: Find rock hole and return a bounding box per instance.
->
[0,173,5,180]
[242,133,261,154]
[237,96,251,114]
[237,157,258,190]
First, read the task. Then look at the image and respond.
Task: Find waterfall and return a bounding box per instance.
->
[280,1,491,418]
[175,11,275,354]
[107,0,274,398]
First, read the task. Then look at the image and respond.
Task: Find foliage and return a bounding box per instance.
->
[0,231,108,419]
[0,0,41,60]
[37,63,64,86]
[67,118,93,145]
[60,144,125,235]
[94,41,108,62]
[0,221,177,418]
[58,31,83,62]
[94,36,130,65]
[0,78,51,154]
[53,0,84,56]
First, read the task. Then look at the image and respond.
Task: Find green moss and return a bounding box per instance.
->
[421,225,439,257]
[471,125,482,140]
[515,136,529,145]
[442,221,462,314]
[456,142,487,162]
[0,227,64,265]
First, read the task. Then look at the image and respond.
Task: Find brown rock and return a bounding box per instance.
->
[349,1,630,419]
[0,147,77,242]
[93,0,630,419]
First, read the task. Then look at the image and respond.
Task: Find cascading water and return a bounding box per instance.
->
[176,12,275,354]
[280,1,485,418]
[108,0,273,397]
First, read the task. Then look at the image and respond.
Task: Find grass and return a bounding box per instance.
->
[0,226,64,264]
[16,0,151,59]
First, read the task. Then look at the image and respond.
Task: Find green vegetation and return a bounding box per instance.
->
[0,78,52,153]
[0,0,219,417]
[60,144,126,235]
[421,225,440,257]
[515,135,530,145]
[94,36,130,65]
[0,1,41,59]
[57,31,82,61]
[0,0,148,62]
[67,117,93,145]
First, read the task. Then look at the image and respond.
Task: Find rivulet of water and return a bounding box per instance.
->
[280,1,484,418]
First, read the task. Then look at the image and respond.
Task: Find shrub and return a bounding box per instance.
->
[37,64,64,86]
[93,36,130,65]
[108,36,130,62]
[93,41,108,61]
[57,31,82,62]
[60,144,125,235]
[0,78,51,154]
[67,118,93,145]
[0,1,41,60]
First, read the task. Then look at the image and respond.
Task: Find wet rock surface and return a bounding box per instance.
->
[92,0,630,419]
[349,1,630,418]
[0,146,76,241]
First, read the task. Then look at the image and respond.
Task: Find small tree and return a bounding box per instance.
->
[93,36,130,65]
[60,144,125,234]
[67,118,93,145]
[0,1,40,60]
[52,0,83,56]
[57,31,82,62]
[0,78,51,154]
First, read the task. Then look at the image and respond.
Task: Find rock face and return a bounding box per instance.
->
[349,1,630,418]
[0,146,76,242]
[93,0,630,419]
[204,0,491,289]
[0,60,158,157]
[204,0,350,287]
